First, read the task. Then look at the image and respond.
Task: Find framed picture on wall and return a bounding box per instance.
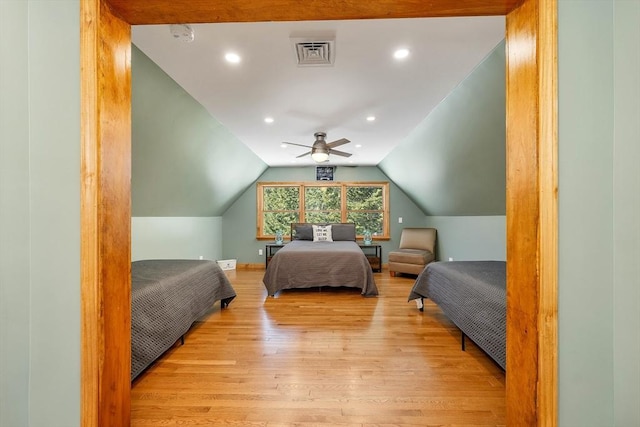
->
[316,166,335,181]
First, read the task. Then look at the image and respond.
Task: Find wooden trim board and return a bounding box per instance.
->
[236,263,266,271]
[80,1,132,426]
[505,0,558,425]
[106,0,522,24]
[81,1,558,425]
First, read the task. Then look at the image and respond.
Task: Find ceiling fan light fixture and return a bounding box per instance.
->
[311,147,329,163]
[285,131,350,162]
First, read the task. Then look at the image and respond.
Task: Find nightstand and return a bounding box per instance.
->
[359,244,382,272]
[265,244,285,268]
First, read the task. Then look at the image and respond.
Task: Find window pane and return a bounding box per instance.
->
[305,211,341,224]
[258,182,388,238]
[263,212,299,236]
[305,187,340,210]
[263,187,299,211]
[346,186,383,210]
[347,212,383,236]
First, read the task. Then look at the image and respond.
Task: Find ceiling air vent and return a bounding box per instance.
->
[291,37,335,67]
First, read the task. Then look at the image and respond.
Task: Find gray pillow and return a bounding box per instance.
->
[331,223,356,241]
[292,224,313,240]
[292,223,356,241]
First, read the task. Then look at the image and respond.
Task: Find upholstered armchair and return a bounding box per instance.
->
[388,228,437,276]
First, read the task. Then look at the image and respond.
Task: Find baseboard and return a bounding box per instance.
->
[236,263,265,271]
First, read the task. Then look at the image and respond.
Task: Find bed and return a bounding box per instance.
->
[262,223,378,297]
[131,259,236,380]
[408,261,506,370]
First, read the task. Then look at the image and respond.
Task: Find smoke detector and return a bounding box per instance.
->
[290,35,335,66]
[169,24,194,42]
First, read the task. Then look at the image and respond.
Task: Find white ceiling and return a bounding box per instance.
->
[132,17,505,167]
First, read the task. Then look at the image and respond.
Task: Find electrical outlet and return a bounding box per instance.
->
[258,249,263,256]
[448,257,454,261]
[199,255,203,260]
[398,217,403,223]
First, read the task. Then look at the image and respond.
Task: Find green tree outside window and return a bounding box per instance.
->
[257,182,389,239]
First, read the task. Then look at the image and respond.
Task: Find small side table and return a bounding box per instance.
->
[359,244,382,272]
[265,244,285,268]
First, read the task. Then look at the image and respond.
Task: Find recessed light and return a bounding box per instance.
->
[264,117,274,124]
[225,52,241,64]
[393,48,410,60]
[280,143,288,148]
[366,116,376,122]
[355,144,362,148]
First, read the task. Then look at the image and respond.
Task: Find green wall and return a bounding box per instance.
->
[558,2,614,424]
[379,41,505,216]
[424,216,505,262]
[221,166,506,264]
[558,1,640,425]
[612,0,640,424]
[0,1,81,426]
[132,217,223,261]
[0,1,30,425]
[221,166,427,263]
[132,45,267,217]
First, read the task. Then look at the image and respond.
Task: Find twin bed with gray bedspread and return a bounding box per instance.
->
[131,259,236,380]
[262,223,378,297]
[408,261,506,369]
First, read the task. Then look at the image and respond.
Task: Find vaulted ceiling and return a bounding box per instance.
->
[131,19,506,217]
[132,17,504,166]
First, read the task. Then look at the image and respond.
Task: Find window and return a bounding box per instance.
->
[257,181,389,240]
[261,185,300,236]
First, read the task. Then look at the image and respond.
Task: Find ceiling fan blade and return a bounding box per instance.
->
[285,142,314,149]
[328,149,352,157]
[326,138,350,148]
[296,151,311,158]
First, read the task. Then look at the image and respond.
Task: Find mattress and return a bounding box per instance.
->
[131,259,236,379]
[262,240,378,297]
[409,261,506,369]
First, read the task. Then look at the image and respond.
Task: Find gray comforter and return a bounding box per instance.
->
[131,259,236,380]
[262,240,378,297]
[408,261,506,369]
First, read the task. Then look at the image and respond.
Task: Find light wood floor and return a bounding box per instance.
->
[131,269,505,426]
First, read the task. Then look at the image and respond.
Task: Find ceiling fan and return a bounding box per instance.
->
[285,132,352,163]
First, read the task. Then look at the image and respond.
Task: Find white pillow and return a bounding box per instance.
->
[312,225,333,242]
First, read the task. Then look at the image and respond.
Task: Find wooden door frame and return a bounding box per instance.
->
[80,0,557,425]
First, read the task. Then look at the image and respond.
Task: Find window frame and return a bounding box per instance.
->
[257,181,390,240]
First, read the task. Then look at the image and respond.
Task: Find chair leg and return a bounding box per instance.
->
[389,271,396,277]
